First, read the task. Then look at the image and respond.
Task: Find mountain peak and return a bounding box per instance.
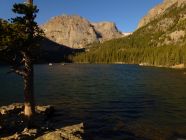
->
[41,15,122,48]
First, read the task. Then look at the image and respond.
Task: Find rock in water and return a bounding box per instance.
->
[41,15,122,49]
[0,103,84,140]
[36,123,84,140]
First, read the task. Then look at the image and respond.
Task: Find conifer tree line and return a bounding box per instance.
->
[72,43,186,66]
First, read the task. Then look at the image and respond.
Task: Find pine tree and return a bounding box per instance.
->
[0,0,42,120]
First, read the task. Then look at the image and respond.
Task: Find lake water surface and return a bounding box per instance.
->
[0,64,186,140]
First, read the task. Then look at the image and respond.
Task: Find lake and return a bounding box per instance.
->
[0,64,186,139]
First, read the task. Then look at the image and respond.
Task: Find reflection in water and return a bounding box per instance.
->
[0,64,186,139]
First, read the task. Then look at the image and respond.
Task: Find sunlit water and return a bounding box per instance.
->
[0,64,186,140]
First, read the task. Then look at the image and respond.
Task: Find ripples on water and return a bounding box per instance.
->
[0,64,186,139]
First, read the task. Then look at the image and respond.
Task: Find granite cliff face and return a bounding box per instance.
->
[91,22,122,42]
[41,15,122,49]
[138,0,186,29]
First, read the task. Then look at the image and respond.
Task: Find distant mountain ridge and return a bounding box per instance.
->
[41,15,123,49]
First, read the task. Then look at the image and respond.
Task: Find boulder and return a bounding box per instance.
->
[36,123,84,140]
[0,104,84,140]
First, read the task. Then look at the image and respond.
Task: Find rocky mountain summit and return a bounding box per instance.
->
[136,0,186,47]
[91,22,122,42]
[41,15,122,49]
[138,0,186,29]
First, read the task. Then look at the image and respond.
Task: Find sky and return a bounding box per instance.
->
[0,0,163,32]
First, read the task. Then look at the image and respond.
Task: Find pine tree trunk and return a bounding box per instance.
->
[22,52,35,118]
[23,0,35,119]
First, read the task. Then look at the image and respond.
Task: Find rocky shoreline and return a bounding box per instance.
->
[74,62,186,70]
[0,103,84,140]
[139,63,185,69]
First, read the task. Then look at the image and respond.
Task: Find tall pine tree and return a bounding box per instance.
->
[0,0,42,119]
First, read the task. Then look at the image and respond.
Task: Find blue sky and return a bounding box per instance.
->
[0,0,162,32]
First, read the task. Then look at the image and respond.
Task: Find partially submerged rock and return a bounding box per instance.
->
[0,103,23,115]
[0,103,84,140]
[0,103,54,116]
[1,123,84,140]
[36,123,84,140]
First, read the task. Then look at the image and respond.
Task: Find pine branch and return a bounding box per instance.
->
[7,67,26,77]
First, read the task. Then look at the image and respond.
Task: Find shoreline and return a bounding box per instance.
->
[138,63,185,69]
[73,62,186,69]
[0,103,84,140]
[1,62,185,70]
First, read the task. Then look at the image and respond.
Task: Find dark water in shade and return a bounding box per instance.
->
[0,64,186,140]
